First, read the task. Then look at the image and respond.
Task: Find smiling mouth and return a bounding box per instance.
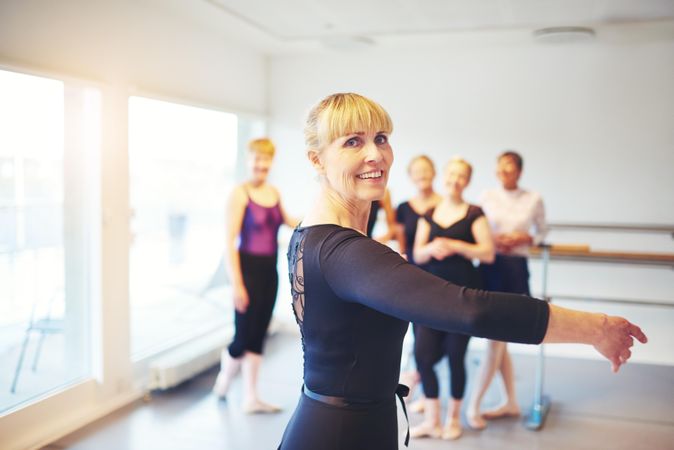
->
[357,170,383,180]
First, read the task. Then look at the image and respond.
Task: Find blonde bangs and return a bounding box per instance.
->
[248,138,276,157]
[313,94,393,148]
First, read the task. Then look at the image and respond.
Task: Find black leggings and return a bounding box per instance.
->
[414,324,471,399]
[228,252,278,358]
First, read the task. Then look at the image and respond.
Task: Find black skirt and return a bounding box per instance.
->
[279,390,400,450]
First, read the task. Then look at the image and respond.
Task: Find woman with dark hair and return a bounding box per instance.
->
[466,150,547,429]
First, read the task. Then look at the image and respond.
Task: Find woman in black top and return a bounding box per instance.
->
[411,158,494,440]
[394,155,441,412]
[395,155,442,265]
[279,93,646,450]
[366,188,396,243]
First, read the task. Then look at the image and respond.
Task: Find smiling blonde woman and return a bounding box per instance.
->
[278,93,646,450]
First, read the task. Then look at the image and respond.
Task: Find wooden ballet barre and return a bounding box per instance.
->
[547,222,674,235]
[529,246,674,267]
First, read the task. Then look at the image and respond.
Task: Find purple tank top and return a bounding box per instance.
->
[239,193,283,256]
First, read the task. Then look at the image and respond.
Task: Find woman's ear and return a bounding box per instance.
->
[307,149,325,174]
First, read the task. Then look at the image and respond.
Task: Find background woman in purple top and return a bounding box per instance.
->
[213,138,297,414]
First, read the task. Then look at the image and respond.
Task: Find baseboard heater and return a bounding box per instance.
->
[146,320,287,390]
[148,328,233,390]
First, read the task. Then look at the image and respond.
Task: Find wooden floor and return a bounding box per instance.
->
[45,332,674,450]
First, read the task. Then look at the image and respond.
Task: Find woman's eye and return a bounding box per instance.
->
[344,137,360,147]
[375,134,388,145]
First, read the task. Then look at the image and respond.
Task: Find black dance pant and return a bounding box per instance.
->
[228,251,278,358]
[414,324,470,399]
[278,391,399,450]
[480,254,531,295]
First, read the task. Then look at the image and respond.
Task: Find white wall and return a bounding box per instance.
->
[268,36,674,224]
[268,28,674,365]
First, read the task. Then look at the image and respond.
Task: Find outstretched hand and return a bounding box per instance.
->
[593,315,648,373]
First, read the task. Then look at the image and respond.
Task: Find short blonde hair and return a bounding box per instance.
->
[407,155,436,176]
[446,157,473,180]
[304,93,393,151]
[248,138,276,157]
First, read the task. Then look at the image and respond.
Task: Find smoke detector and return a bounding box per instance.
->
[533,26,596,43]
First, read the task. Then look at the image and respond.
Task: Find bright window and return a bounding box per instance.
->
[0,69,96,413]
[128,96,238,359]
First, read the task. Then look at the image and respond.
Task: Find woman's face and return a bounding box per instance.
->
[247,152,273,183]
[408,159,435,192]
[444,161,471,198]
[318,130,393,204]
[496,156,521,189]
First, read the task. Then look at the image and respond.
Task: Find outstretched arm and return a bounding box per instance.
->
[320,228,646,370]
[322,228,549,344]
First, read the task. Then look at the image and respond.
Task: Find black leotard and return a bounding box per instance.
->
[415,205,484,399]
[280,224,549,449]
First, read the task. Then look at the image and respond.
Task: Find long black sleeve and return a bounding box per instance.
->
[319,227,549,344]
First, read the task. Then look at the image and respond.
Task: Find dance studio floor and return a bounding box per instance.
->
[44,332,674,450]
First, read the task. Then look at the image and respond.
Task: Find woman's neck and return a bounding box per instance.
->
[418,187,435,199]
[444,192,465,207]
[303,187,370,234]
[247,179,266,189]
[415,189,439,204]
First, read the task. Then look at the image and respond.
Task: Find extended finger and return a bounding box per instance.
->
[610,355,621,373]
[629,323,648,343]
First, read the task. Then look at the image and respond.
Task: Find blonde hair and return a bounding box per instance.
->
[248,138,276,157]
[407,155,436,176]
[304,93,393,151]
[446,157,473,180]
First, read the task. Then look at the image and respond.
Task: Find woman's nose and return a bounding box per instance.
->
[364,142,383,163]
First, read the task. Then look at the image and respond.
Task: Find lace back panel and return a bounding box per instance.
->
[287,229,306,339]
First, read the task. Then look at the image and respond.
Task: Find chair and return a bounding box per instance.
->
[10,288,64,394]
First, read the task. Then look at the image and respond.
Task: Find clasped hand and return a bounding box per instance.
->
[428,238,461,260]
[494,231,532,253]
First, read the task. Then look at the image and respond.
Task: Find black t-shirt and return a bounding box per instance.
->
[395,201,423,266]
[287,224,549,401]
[424,204,484,289]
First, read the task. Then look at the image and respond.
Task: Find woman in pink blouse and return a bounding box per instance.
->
[467,150,546,429]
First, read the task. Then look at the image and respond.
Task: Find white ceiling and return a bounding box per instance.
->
[143,0,674,54]
[205,0,674,40]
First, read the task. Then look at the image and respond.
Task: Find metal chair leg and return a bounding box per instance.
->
[10,329,32,394]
